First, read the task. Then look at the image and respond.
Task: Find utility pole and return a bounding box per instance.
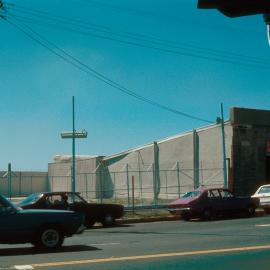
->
[61,96,87,192]
[218,103,228,189]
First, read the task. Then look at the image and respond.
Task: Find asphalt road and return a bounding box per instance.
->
[1,216,270,270]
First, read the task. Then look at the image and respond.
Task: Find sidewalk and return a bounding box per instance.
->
[116,208,266,225]
[118,209,179,224]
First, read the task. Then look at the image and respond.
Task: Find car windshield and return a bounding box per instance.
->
[258,186,270,194]
[19,193,42,206]
[182,191,201,198]
[0,195,19,211]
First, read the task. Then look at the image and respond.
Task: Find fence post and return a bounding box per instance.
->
[8,163,11,198]
[176,161,180,197]
[132,175,135,213]
[51,176,54,192]
[165,170,168,200]
[126,164,130,206]
[137,152,143,203]
[152,163,157,206]
[85,174,88,199]
[19,171,22,196]
[113,172,116,202]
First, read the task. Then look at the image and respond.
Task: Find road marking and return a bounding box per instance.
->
[16,244,270,268]
[256,224,270,227]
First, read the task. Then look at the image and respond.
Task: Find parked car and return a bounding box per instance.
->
[251,184,270,213]
[18,192,124,227]
[0,194,85,249]
[168,187,259,221]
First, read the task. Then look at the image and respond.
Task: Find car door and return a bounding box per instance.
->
[207,189,224,213]
[66,193,87,213]
[218,189,236,214]
[0,198,30,243]
[45,194,68,210]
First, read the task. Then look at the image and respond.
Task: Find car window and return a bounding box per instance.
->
[208,190,220,198]
[258,186,270,194]
[219,190,234,198]
[67,193,85,204]
[182,191,201,198]
[47,195,66,206]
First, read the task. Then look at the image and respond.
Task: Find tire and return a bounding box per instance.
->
[201,208,213,221]
[102,214,116,227]
[181,212,191,221]
[33,226,64,250]
[246,205,255,217]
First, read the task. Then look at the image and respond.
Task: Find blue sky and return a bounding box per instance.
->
[0,0,270,171]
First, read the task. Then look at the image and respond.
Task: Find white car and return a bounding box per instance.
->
[252,184,270,213]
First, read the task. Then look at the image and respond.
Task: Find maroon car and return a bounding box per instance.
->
[168,187,259,221]
[18,192,124,227]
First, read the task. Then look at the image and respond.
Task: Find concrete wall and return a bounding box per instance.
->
[103,122,233,200]
[0,171,48,197]
[48,156,102,199]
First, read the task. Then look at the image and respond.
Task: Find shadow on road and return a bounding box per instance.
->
[0,245,101,256]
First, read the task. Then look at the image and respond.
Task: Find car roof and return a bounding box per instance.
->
[195,187,230,192]
[259,184,270,187]
[39,192,81,196]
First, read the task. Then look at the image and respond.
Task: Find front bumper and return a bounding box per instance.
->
[168,207,191,214]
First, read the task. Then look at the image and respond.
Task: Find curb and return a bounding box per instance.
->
[117,215,180,224]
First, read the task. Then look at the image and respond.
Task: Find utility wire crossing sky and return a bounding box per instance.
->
[0,0,269,170]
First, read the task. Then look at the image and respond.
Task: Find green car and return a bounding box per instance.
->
[0,194,85,249]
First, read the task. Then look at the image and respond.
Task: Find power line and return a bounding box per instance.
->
[7,13,270,71]
[3,16,214,123]
[5,3,270,67]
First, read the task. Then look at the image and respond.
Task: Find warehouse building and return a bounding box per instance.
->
[47,107,270,202]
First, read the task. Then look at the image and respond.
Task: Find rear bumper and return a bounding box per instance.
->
[76,224,86,234]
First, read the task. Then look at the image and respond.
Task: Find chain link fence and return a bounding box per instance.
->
[49,163,224,207]
[0,164,224,207]
[0,172,49,198]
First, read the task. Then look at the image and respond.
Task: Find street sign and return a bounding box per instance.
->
[61,130,88,139]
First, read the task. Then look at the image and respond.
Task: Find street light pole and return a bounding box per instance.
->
[61,96,87,193]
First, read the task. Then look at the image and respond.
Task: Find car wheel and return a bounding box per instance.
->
[246,205,255,217]
[181,212,191,221]
[202,208,213,221]
[102,214,115,227]
[34,226,64,249]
